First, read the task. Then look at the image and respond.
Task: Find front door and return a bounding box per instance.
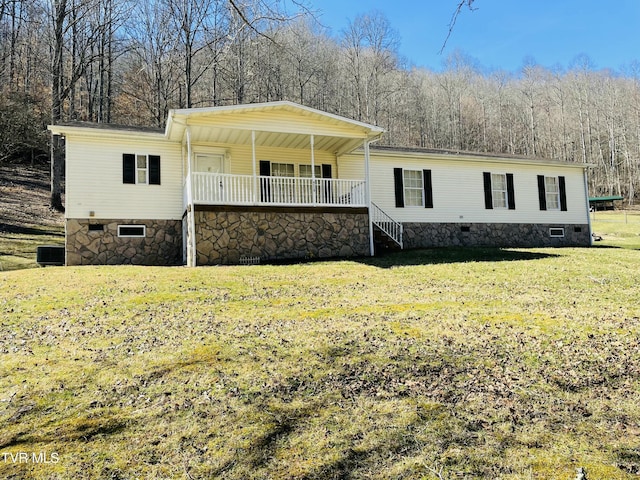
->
[195,154,225,202]
[195,154,224,173]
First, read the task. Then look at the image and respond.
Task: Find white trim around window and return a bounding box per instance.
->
[117,225,146,238]
[136,154,148,184]
[403,169,424,207]
[545,176,561,210]
[491,173,508,209]
[271,162,295,177]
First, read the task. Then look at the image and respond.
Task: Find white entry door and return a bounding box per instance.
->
[195,154,224,173]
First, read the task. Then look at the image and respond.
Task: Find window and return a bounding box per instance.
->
[118,225,146,237]
[123,154,161,185]
[537,175,567,211]
[394,168,433,209]
[403,170,424,207]
[549,228,565,238]
[88,224,104,232]
[195,153,224,173]
[491,174,508,208]
[271,162,294,177]
[299,164,321,178]
[137,155,148,184]
[545,176,560,210]
[483,172,515,210]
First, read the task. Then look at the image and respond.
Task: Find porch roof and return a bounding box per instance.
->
[165,101,385,155]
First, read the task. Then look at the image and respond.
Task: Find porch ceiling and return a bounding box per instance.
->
[185,125,366,155]
[166,101,384,155]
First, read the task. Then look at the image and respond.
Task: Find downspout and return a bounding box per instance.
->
[187,127,197,266]
[364,135,382,256]
[583,167,593,246]
[364,139,373,256]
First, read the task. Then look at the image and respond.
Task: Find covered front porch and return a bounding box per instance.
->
[166,101,384,266]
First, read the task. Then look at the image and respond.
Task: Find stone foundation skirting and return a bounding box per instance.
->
[66,219,182,266]
[402,222,591,249]
[194,206,370,265]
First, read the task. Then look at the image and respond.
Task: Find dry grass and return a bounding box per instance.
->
[2,168,640,478]
[0,166,64,271]
[1,244,640,479]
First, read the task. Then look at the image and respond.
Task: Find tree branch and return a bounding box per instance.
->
[227,0,309,44]
[440,0,476,54]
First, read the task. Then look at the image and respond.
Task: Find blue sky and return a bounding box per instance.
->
[311,0,640,72]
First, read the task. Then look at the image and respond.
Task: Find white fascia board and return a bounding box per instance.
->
[48,124,166,141]
[365,148,594,170]
[167,101,385,139]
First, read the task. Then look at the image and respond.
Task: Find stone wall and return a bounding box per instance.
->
[402,222,591,249]
[195,207,370,265]
[66,219,182,266]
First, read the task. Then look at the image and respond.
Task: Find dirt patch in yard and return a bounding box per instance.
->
[0,165,64,234]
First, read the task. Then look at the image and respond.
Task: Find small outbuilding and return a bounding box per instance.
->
[589,195,624,211]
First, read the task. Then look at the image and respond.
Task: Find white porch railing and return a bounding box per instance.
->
[371,201,403,248]
[190,172,367,207]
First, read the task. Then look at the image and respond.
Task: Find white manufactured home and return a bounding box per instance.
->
[48,101,592,266]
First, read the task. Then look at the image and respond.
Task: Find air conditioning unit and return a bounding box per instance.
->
[36,246,65,267]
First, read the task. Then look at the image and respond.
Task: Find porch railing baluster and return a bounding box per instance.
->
[190,172,366,208]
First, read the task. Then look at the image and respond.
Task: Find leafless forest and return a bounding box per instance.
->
[2,0,640,203]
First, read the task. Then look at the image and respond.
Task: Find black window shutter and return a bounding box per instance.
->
[483,172,493,209]
[506,173,515,210]
[321,164,333,202]
[537,175,547,210]
[423,169,433,208]
[559,176,567,211]
[394,168,404,208]
[259,160,270,176]
[259,160,271,202]
[123,154,135,184]
[149,155,161,185]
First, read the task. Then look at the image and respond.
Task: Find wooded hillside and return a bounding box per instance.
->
[2,0,639,203]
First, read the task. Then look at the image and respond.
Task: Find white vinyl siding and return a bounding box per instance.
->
[339,151,589,225]
[192,144,336,177]
[65,133,182,220]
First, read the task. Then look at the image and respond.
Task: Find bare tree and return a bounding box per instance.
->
[341,11,399,123]
[49,0,108,211]
[124,0,181,126]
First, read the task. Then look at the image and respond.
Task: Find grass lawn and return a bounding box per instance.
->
[0,227,64,272]
[1,214,639,479]
[591,210,640,249]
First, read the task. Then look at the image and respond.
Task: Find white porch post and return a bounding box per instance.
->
[364,140,374,256]
[252,130,257,205]
[310,134,316,205]
[187,127,197,267]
